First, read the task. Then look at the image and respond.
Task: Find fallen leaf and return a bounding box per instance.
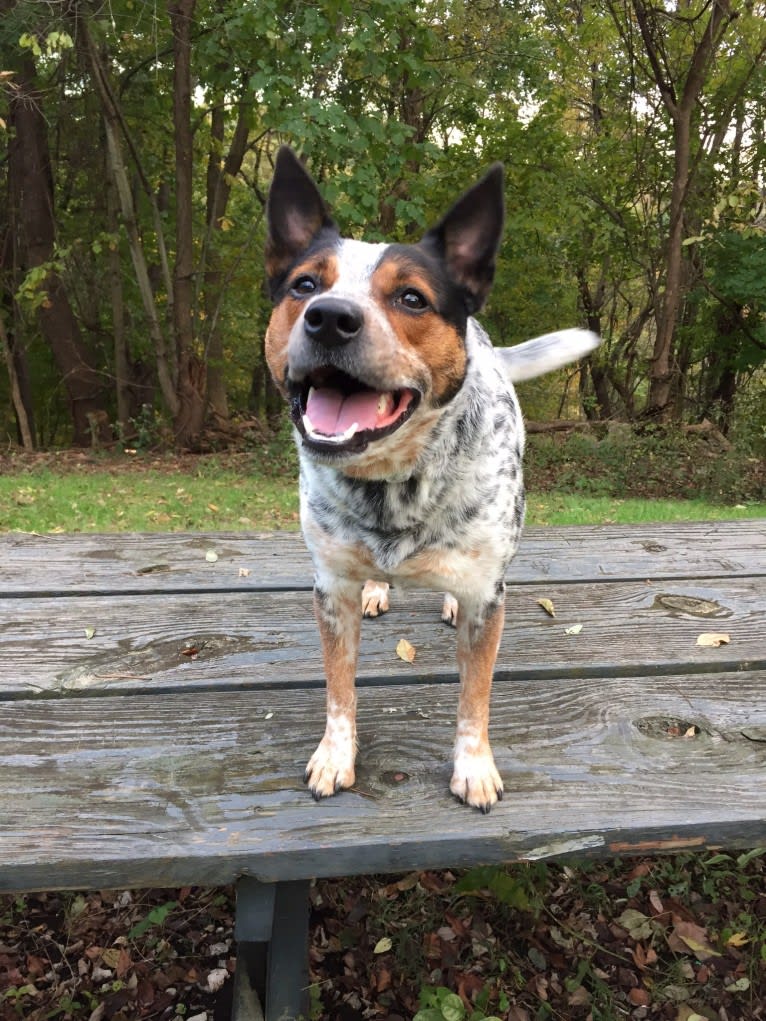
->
[628,988,650,1006]
[84,626,96,640]
[726,931,750,947]
[667,919,721,960]
[101,947,122,969]
[373,936,392,954]
[618,908,654,941]
[375,963,392,992]
[205,967,229,992]
[696,632,730,647]
[649,889,664,915]
[726,976,750,992]
[537,597,556,618]
[396,638,416,663]
[567,985,590,1006]
[565,623,583,635]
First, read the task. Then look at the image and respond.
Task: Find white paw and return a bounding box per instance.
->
[304,733,356,800]
[362,580,390,618]
[450,747,503,814]
[441,592,458,627]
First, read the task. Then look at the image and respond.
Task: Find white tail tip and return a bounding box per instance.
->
[496,328,601,383]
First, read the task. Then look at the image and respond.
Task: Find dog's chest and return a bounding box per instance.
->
[300,338,526,596]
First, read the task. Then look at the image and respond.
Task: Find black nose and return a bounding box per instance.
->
[303,298,363,348]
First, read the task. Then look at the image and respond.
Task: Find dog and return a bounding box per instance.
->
[264,146,599,812]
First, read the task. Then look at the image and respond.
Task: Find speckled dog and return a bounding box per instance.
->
[264,147,598,812]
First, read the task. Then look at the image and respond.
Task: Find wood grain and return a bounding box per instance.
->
[1,520,763,596]
[1,671,765,892]
[2,521,765,896]
[1,576,762,698]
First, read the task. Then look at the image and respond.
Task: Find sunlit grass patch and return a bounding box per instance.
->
[0,465,763,533]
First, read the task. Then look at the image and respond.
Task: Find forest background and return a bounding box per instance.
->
[1,0,766,460]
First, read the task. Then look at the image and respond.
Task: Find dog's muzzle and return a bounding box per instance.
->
[287,298,421,457]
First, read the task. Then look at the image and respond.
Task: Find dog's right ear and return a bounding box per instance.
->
[265,147,338,291]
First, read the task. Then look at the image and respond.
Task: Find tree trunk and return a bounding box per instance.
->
[0,315,34,449]
[9,52,107,446]
[632,0,737,421]
[169,0,205,447]
[80,19,180,419]
[202,88,252,424]
[106,163,131,434]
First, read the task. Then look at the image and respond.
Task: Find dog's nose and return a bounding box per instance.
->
[303,298,363,348]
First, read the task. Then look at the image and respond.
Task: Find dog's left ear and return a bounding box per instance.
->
[265,147,338,291]
[421,164,504,314]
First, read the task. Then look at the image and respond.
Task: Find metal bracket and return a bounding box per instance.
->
[232,878,311,1021]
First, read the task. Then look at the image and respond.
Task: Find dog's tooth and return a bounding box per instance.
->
[303,419,359,445]
[377,393,394,417]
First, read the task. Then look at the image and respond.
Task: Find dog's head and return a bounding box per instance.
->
[264,147,504,469]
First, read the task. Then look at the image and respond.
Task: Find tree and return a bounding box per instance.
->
[2,11,108,445]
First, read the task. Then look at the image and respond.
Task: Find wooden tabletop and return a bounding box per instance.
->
[1,521,765,892]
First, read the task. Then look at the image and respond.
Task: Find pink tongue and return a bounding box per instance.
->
[306,388,385,435]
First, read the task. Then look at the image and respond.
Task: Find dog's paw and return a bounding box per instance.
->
[304,736,356,800]
[450,750,504,814]
[362,580,390,618]
[441,592,458,627]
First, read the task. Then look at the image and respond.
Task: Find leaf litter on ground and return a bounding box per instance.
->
[6,851,763,1020]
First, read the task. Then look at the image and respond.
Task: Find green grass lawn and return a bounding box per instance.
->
[0,464,763,532]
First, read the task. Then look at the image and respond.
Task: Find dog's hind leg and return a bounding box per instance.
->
[305,583,361,799]
[450,586,505,813]
[362,580,390,618]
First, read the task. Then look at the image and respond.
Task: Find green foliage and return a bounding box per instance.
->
[2,0,766,444]
[128,899,178,939]
[525,426,766,504]
[454,864,546,914]
[415,987,501,1021]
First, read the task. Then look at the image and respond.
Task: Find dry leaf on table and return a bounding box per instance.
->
[396,638,416,663]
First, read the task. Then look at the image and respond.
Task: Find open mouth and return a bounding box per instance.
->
[289,369,420,455]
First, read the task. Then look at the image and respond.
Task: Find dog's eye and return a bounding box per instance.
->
[397,288,428,312]
[291,276,317,297]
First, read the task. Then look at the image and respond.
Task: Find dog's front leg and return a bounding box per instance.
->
[451,585,505,813]
[305,583,361,799]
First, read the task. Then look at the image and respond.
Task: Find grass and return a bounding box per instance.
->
[0,462,764,533]
[0,465,300,533]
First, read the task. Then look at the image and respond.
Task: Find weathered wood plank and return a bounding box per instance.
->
[1,671,765,892]
[1,520,763,596]
[1,577,762,699]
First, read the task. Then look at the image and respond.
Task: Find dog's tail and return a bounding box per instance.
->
[496,328,601,383]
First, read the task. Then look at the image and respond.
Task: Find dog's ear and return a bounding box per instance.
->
[421,164,504,314]
[265,147,338,289]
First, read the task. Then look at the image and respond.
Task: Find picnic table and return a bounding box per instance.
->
[1,520,765,1020]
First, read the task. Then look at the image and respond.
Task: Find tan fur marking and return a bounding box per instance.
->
[455,600,504,736]
[305,586,361,797]
[302,514,377,583]
[264,307,295,395]
[451,599,505,809]
[264,254,340,394]
[371,257,467,403]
